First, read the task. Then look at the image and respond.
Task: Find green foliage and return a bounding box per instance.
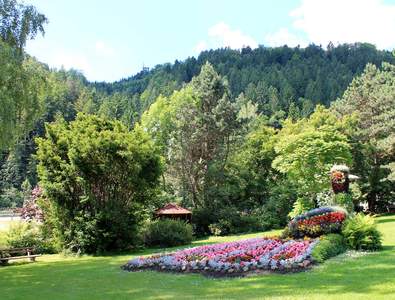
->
[36,114,162,253]
[333,193,354,213]
[288,197,315,219]
[208,207,265,236]
[256,181,296,229]
[6,221,56,253]
[0,186,23,208]
[142,63,238,208]
[191,207,217,237]
[0,0,47,50]
[144,219,192,247]
[333,62,395,211]
[0,43,47,150]
[342,213,382,251]
[95,43,395,120]
[273,106,354,203]
[311,234,347,263]
[0,0,48,150]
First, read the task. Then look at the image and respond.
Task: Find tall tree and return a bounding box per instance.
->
[332,62,395,211]
[0,0,47,51]
[273,106,353,202]
[142,63,238,208]
[0,0,47,150]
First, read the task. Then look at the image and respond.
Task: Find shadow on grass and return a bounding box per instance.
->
[376,217,395,224]
[92,230,277,259]
[0,223,393,300]
[1,245,394,300]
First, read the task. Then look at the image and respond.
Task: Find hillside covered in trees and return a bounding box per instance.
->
[92,43,395,119]
[2,41,394,210]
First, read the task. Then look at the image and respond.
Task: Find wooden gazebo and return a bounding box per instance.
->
[155,203,192,222]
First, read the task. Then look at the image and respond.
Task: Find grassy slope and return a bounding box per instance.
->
[0,216,394,300]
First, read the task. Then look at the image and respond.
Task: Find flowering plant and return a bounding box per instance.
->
[287,206,347,238]
[122,237,318,275]
[17,186,44,222]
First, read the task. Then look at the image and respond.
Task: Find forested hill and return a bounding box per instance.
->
[1,41,394,209]
[92,43,395,117]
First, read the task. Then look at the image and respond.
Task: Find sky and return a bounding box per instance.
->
[25,0,395,82]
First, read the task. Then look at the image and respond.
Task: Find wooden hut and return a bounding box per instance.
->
[155,203,192,222]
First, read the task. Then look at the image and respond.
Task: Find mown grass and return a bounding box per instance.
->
[0,215,394,300]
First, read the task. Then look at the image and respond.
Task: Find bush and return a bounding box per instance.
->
[192,207,217,237]
[208,207,265,236]
[0,187,23,208]
[287,206,347,238]
[342,213,382,251]
[311,234,347,263]
[144,219,193,247]
[6,222,57,254]
[36,114,162,253]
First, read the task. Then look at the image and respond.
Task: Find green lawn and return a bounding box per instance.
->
[0,215,394,300]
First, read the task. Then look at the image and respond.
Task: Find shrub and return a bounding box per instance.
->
[192,207,217,237]
[144,219,193,247]
[18,186,44,221]
[342,213,382,251]
[287,206,347,238]
[208,208,265,236]
[0,187,23,208]
[36,114,162,253]
[311,234,347,263]
[6,222,57,254]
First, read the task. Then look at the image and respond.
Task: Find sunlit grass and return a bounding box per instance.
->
[0,215,394,300]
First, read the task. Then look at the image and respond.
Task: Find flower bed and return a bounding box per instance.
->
[122,237,318,276]
[288,207,347,238]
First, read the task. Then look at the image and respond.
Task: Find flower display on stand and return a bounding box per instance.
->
[122,237,318,275]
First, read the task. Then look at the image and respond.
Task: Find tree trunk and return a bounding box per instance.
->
[366,191,377,212]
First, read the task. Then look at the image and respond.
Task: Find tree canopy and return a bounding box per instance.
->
[36,114,162,252]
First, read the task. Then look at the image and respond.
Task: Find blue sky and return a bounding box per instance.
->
[25,0,395,82]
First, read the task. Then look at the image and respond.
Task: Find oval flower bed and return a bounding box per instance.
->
[122,237,318,276]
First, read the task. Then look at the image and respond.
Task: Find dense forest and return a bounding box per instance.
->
[1,0,394,253]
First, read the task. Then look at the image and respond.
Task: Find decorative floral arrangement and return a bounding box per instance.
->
[287,206,347,238]
[331,170,346,184]
[122,237,319,275]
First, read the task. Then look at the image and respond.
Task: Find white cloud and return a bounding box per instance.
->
[194,22,258,53]
[95,40,115,56]
[208,22,258,49]
[194,40,208,53]
[290,0,395,49]
[265,28,308,47]
[48,51,92,77]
